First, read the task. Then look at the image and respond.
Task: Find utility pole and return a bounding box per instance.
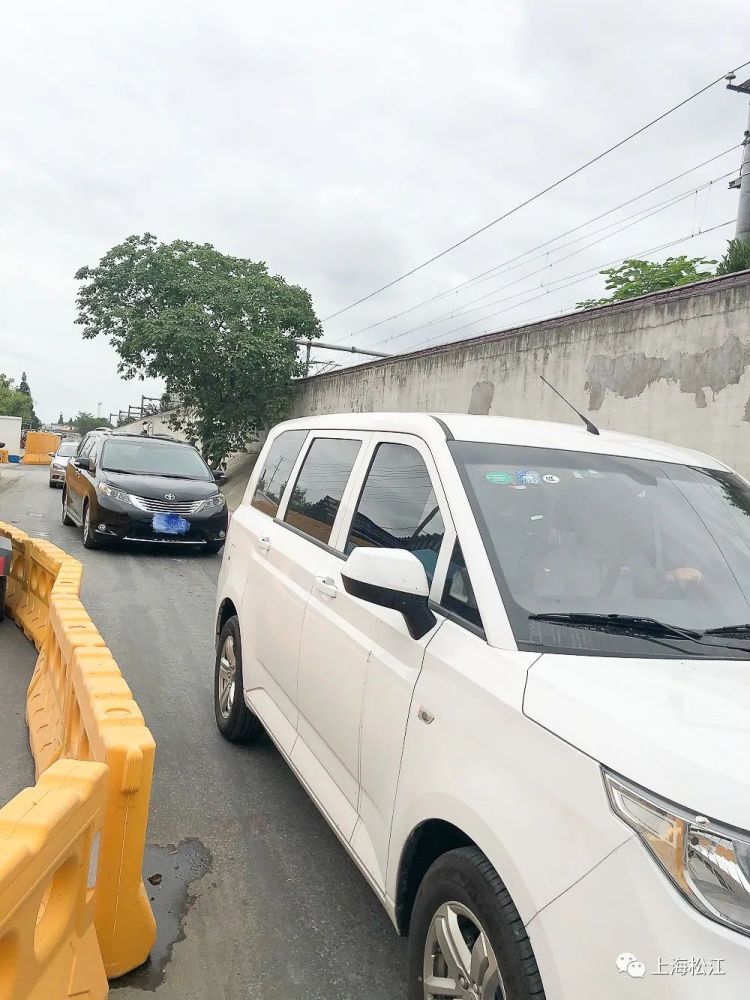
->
[726,72,750,240]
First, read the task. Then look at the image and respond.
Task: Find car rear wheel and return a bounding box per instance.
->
[214,616,263,743]
[82,503,102,549]
[61,489,74,526]
[408,847,545,1000]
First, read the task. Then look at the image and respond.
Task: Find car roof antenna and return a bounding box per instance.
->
[539,375,599,436]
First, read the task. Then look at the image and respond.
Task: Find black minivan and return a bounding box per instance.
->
[62,432,228,552]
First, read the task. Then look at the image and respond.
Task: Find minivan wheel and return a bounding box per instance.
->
[61,489,74,526]
[82,503,101,549]
[408,847,545,1000]
[214,617,263,743]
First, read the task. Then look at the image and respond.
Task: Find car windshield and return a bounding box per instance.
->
[451,441,750,656]
[101,439,212,480]
[56,441,78,457]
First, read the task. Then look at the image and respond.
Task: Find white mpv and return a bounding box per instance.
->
[214,412,750,999]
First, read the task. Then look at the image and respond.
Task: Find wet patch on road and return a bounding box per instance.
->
[112,837,213,992]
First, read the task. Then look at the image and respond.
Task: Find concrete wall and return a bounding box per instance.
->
[294,270,750,476]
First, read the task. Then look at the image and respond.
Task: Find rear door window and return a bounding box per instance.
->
[284,437,362,545]
[251,430,308,517]
[346,442,445,584]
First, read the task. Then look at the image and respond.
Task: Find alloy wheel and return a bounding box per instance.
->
[217,634,236,719]
[423,901,505,999]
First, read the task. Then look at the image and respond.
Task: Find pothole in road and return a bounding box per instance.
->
[112,837,213,992]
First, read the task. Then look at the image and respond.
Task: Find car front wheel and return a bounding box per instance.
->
[214,616,263,743]
[82,503,102,549]
[408,846,545,1000]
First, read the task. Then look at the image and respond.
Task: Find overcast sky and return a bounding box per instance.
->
[1,0,748,422]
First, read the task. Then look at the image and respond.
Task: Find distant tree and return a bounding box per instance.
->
[18,372,31,396]
[576,256,716,309]
[716,237,750,275]
[0,373,34,424]
[74,412,112,435]
[58,412,64,424]
[74,233,321,468]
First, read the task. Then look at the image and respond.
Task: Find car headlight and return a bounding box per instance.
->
[51,461,64,469]
[97,482,131,504]
[199,494,226,512]
[604,771,750,935]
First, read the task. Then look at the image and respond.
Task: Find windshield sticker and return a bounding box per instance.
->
[485,471,514,485]
[543,474,560,484]
[514,470,541,486]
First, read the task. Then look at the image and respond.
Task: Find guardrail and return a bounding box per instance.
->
[0,521,157,978]
[0,760,108,999]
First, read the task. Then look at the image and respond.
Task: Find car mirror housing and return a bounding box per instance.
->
[341,548,437,640]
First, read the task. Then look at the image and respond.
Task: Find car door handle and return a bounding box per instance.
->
[256,535,271,553]
[315,576,337,598]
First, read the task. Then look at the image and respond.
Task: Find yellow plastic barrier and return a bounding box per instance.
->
[0,759,108,999]
[0,522,157,978]
[0,448,8,463]
[21,431,61,465]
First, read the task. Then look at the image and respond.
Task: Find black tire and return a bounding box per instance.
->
[0,576,6,622]
[408,846,545,1000]
[214,617,263,743]
[61,489,75,526]
[82,502,102,549]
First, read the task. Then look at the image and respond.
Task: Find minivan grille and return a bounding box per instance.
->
[130,495,204,515]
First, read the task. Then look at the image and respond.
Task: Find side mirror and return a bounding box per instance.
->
[213,471,227,486]
[341,548,437,640]
[49,452,55,458]
[74,456,94,472]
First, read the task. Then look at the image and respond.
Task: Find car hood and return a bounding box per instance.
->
[52,456,71,466]
[103,472,218,501]
[523,653,750,830]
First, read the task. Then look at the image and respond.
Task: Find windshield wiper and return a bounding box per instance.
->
[528,612,702,641]
[704,623,750,637]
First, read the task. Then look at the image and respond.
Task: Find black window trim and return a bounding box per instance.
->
[273,517,346,559]
[429,600,487,640]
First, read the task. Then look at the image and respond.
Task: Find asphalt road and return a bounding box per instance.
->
[0,466,408,999]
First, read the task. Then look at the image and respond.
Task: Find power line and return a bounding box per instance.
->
[321,59,750,324]
[368,171,734,348]
[407,220,733,352]
[330,143,741,344]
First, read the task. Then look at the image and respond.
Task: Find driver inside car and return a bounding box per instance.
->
[534,490,702,602]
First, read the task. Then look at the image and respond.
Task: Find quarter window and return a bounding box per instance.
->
[284,437,362,545]
[441,542,483,629]
[346,442,445,584]
[251,430,307,517]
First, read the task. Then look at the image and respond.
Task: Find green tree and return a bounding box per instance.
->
[18,372,31,396]
[58,412,64,424]
[576,256,716,309]
[74,233,321,468]
[74,412,112,435]
[0,373,35,424]
[717,237,750,275]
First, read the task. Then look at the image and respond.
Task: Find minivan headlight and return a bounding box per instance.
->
[604,771,750,936]
[97,482,131,504]
[199,494,226,512]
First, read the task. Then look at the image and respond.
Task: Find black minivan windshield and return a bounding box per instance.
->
[101,438,213,481]
[451,441,750,658]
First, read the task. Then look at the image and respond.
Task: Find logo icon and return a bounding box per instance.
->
[485,471,513,485]
[515,469,541,486]
[164,493,176,501]
[616,953,646,978]
[543,474,560,484]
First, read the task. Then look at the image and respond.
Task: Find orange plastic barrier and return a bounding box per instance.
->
[0,759,109,999]
[0,448,8,464]
[21,431,61,465]
[0,522,157,978]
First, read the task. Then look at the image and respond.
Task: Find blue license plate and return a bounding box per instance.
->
[152,513,191,536]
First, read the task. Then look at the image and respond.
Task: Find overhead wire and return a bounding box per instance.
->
[321,59,750,323]
[329,143,741,343]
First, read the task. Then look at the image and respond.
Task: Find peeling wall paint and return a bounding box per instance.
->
[295,272,750,475]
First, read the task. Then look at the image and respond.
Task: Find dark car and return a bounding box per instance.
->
[61,432,228,553]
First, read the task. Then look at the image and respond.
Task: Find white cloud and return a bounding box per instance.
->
[0,0,748,418]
